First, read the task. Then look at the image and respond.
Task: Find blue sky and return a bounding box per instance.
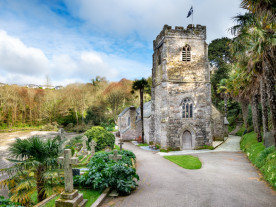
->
[0,0,245,86]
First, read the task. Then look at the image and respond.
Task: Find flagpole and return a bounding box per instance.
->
[192,7,193,25]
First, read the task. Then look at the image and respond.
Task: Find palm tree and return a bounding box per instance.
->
[0,136,63,205]
[132,78,148,144]
[231,10,276,143]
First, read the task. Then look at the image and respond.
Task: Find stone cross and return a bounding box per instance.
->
[82,136,88,149]
[58,128,65,139]
[89,140,97,156]
[57,149,78,193]
[118,139,124,151]
[109,150,122,162]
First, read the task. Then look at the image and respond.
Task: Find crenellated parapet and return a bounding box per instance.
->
[153,24,206,50]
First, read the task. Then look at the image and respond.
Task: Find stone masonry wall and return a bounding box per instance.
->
[151,24,212,149]
[211,105,224,141]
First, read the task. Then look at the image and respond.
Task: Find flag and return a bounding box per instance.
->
[187,6,193,18]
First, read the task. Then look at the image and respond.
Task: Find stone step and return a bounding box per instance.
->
[78,199,88,207]
[56,193,84,207]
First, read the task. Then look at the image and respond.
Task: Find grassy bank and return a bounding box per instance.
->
[240,132,276,189]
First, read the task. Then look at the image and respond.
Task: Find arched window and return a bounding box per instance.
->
[182,45,191,62]
[182,98,193,118]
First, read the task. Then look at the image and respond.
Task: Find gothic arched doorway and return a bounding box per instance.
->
[182,130,192,149]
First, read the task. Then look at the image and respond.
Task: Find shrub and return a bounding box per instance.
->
[73,150,138,195]
[85,126,115,151]
[0,196,24,207]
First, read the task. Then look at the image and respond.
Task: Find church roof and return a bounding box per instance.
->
[136,101,152,118]
[118,107,130,117]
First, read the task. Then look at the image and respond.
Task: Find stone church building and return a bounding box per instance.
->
[118,24,226,150]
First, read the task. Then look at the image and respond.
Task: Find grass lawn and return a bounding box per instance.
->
[114,144,120,150]
[138,143,149,147]
[164,155,202,169]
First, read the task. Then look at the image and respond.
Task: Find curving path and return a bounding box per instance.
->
[101,136,276,207]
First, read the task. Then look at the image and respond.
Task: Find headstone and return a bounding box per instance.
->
[72,168,80,176]
[78,136,88,156]
[264,132,276,148]
[57,149,78,193]
[118,139,124,151]
[104,146,112,152]
[109,150,122,162]
[56,149,87,207]
[89,140,97,156]
[58,128,65,139]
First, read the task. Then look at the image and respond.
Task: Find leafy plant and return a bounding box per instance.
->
[74,150,139,195]
[84,126,115,151]
[0,196,24,207]
[0,136,64,206]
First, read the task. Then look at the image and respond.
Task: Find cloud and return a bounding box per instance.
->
[0,31,148,86]
[0,30,49,75]
[65,0,245,42]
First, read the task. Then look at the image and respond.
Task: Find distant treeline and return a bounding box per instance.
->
[0,77,146,129]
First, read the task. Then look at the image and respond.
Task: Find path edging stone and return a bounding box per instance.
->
[90,187,111,207]
[33,194,57,207]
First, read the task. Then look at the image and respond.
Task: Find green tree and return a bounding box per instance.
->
[209,37,232,108]
[132,78,149,143]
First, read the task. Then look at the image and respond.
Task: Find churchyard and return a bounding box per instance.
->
[0,127,139,207]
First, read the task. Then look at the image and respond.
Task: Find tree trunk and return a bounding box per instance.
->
[263,65,276,147]
[36,165,46,202]
[140,88,144,144]
[251,94,262,142]
[240,100,249,130]
[75,109,79,125]
[260,78,269,134]
[224,95,227,117]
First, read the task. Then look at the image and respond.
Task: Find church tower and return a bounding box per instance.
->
[150,24,212,149]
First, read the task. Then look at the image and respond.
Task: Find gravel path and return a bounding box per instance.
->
[101,137,276,207]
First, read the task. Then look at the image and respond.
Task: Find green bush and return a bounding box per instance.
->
[0,196,24,207]
[74,150,139,195]
[240,132,276,189]
[85,126,115,151]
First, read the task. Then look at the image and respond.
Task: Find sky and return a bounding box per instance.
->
[0,0,245,86]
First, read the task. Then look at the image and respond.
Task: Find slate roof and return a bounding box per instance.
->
[118,107,130,117]
[136,101,152,118]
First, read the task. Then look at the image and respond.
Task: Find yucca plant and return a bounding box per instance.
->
[0,136,64,206]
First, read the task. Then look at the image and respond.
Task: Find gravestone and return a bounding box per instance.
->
[118,139,124,151]
[72,168,80,176]
[109,150,122,162]
[58,128,65,139]
[104,146,112,152]
[78,136,88,156]
[56,149,87,207]
[264,132,275,148]
[89,140,97,156]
